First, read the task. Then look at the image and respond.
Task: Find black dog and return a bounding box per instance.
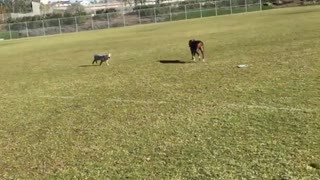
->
[92,53,112,66]
[189,39,205,62]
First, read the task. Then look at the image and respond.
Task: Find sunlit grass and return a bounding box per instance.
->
[0,6,319,179]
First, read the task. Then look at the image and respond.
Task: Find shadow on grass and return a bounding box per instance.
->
[158,60,193,64]
[79,64,99,67]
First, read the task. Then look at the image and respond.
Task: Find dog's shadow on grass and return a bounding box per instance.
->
[158,60,193,64]
[79,64,99,67]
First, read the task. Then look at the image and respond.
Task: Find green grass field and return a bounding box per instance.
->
[0,6,320,179]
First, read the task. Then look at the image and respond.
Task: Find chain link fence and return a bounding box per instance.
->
[0,0,263,40]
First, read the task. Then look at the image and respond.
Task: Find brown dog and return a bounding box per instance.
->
[189,39,205,62]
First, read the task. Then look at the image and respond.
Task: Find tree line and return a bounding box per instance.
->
[0,0,34,13]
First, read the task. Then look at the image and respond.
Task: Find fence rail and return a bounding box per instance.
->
[0,0,264,40]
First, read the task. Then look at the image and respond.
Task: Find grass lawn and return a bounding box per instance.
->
[0,31,19,40]
[0,6,319,179]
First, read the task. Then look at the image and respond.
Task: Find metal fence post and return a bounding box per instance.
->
[154,7,156,23]
[25,22,29,37]
[107,13,110,28]
[200,3,202,18]
[75,16,78,32]
[169,6,172,21]
[215,1,218,16]
[230,0,233,14]
[122,2,125,16]
[260,0,262,11]
[42,20,46,36]
[185,5,187,20]
[138,10,141,24]
[123,11,126,27]
[245,0,248,12]
[8,23,12,40]
[91,15,94,30]
[58,18,62,34]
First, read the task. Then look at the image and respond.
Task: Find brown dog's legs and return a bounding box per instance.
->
[195,51,201,61]
[199,46,205,62]
[190,49,195,61]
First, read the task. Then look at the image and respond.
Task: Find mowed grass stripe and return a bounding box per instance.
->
[0,6,320,179]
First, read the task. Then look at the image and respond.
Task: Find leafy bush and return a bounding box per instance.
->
[133,5,157,10]
[96,8,117,14]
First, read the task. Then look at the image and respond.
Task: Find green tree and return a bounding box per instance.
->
[2,0,33,13]
[134,0,147,6]
[40,3,51,16]
[121,0,134,6]
[65,3,86,15]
